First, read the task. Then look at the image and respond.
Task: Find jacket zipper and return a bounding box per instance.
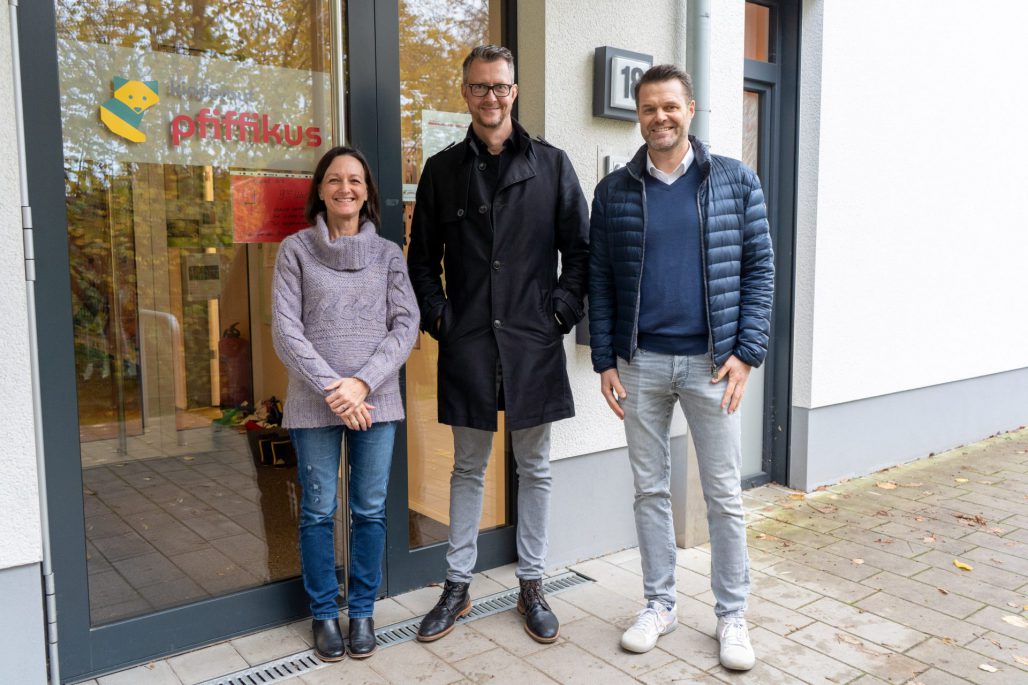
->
[696,167,717,378]
[630,170,647,360]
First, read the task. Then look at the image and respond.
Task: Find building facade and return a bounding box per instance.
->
[1,1,1026,681]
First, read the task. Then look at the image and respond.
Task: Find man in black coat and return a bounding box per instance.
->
[407,45,589,645]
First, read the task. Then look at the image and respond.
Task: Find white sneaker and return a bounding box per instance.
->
[620,601,678,653]
[717,616,756,670]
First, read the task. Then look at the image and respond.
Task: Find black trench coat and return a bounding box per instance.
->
[407,121,589,432]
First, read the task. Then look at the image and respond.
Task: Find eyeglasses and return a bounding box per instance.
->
[465,83,514,97]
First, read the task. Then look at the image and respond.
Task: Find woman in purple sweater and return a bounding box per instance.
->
[271,147,419,661]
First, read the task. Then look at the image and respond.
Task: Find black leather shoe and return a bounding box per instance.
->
[312,618,345,661]
[416,580,471,642]
[517,578,559,643]
[347,616,376,658]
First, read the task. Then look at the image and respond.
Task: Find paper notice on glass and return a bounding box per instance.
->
[421,110,471,169]
[231,171,312,243]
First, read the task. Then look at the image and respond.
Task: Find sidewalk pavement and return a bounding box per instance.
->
[89,428,1028,685]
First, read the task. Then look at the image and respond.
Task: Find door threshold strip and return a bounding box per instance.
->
[196,570,593,685]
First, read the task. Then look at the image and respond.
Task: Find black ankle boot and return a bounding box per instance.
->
[517,578,559,643]
[347,616,376,658]
[416,580,471,642]
[312,618,345,661]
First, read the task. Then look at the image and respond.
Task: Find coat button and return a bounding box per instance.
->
[492,260,501,271]
[478,161,487,171]
[456,208,464,217]
[493,319,502,329]
[479,204,489,214]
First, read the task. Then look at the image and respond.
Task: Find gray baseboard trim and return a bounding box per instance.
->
[547,435,689,569]
[0,563,47,684]
[789,367,1028,490]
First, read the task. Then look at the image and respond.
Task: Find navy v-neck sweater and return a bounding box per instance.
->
[637,165,709,356]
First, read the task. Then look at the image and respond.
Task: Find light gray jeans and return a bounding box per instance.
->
[618,348,749,617]
[445,424,552,583]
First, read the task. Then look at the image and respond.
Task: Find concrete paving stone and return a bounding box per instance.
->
[480,562,519,588]
[907,667,981,684]
[422,623,497,663]
[390,583,443,616]
[558,582,645,624]
[87,540,114,574]
[861,571,985,619]
[168,547,261,595]
[524,641,639,685]
[1004,527,1028,545]
[693,589,716,606]
[560,614,678,677]
[673,593,720,636]
[911,566,1026,610]
[855,591,986,646]
[92,530,158,562]
[797,596,927,652]
[105,491,164,517]
[846,676,890,685]
[746,626,863,685]
[787,622,929,684]
[113,551,189,588]
[90,595,152,624]
[546,594,591,625]
[676,546,713,575]
[956,491,1028,518]
[617,555,643,576]
[370,597,418,626]
[466,606,555,657]
[212,532,271,569]
[297,658,389,684]
[906,637,1021,685]
[637,659,718,684]
[960,546,1028,575]
[709,661,809,685]
[743,593,816,636]
[994,471,1028,486]
[962,530,1028,559]
[965,605,1028,643]
[998,514,1028,530]
[927,501,1025,531]
[289,618,314,647]
[960,480,1028,508]
[770,544,882,582]
[138,522,211,557]
[136,576,208,608]
[167,642,248,684]
[604,548,642,566]
[570,558,654,602]
[366,640,465,685]
[962,631,1028,674]
[230,625,308,666]
[674,564,713,597]
[468,572,508,599]
[820,539,931,577]
[653,622,722,671]
[825,523,932,558]
[451,646,559,685]
[873,521,978,557]
[749,569,823,609]
[762,560,877,603]
[755,502,851,534]
[748,518,840,549]
[97,660,182,685]
[914,549,1026,591]
[120,507,177,533]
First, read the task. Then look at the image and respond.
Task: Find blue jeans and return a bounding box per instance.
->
[617,349,749,617]
[290,422,396,620]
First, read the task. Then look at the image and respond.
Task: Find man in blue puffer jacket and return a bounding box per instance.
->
[589,64,774,670]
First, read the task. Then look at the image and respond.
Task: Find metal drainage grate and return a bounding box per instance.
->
[198,570,593,684]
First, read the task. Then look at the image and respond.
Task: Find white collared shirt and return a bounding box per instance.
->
[646,145,695,185]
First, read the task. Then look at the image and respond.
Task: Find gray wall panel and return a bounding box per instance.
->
[0,564,46,684]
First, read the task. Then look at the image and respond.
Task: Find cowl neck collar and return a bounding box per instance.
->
[299,213,381,271]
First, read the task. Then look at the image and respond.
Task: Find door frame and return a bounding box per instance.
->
[742,0,800,489]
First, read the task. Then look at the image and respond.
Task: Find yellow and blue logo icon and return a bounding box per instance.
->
[99,76,159,143]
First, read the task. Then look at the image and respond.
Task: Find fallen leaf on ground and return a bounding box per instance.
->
[852,558,864,565]
[978,664,997,673]
[1013,655,1028,666]
[922,491,934,495]
[808,503,838,515]
[988,528,1006,535]
[953,560,974,571]
[836,633,862,645]
[875,510,891,517]
[899,482,924,488]
[915,516,926,522]
[874,538,894,544]
[955,513,988,527]
[815,485,828,492]
[923,535,937,543]
[876,482,898,490]
[941,636,957,645]
[955,478,970,484]
[1007,601,1021,608]
[789,493,805,500]
[1001,615,1028,628]
[989,557,1004,565]
[937,587,949,595]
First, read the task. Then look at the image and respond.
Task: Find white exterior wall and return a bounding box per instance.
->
[0,10,42,569]
[520,0,746,460]
[796,0,1028,410]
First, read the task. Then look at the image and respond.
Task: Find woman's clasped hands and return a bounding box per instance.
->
[324,377,375,430]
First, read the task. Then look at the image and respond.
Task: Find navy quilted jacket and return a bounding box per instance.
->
[589,138,774,373]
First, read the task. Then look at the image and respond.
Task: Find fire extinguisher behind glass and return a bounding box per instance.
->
[219,322,253,408]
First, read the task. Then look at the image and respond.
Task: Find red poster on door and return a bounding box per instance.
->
[231,173,311,243]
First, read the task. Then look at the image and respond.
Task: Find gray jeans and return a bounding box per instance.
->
[618,348,749,617]
[445,424,552,583]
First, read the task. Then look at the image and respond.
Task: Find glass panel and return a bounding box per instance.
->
[56,0,342,625]
[399,0,506,549]
[742,90,761,173]
[745,2,771,62]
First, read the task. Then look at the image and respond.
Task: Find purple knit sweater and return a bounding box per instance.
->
[271,215,419,428]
